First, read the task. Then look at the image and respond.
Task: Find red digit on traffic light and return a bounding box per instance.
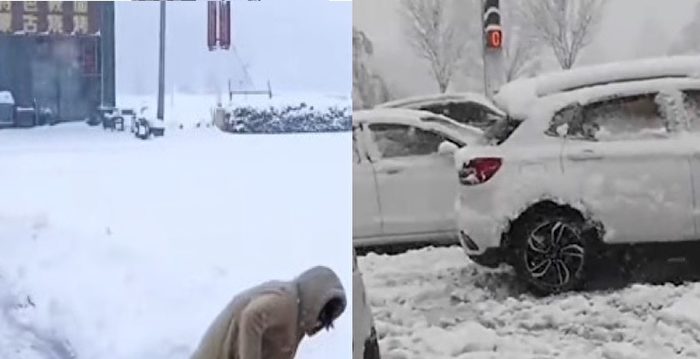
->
[489,30,502,49]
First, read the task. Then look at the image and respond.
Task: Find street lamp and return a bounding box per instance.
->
[157,0,166,122]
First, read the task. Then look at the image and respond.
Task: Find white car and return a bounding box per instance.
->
[375,92,506,130]
[353,249,380,359]
[455,55,700,294]
[353,108,484,248]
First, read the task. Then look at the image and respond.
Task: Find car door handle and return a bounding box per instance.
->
[568,149,603,161]
[384,167,403,175]
[379,164,405,175]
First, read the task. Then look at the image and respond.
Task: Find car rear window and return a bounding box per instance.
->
[482,117,523,145]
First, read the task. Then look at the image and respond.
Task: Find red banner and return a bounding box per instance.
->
[207,1,217,50]
[218,1,230,50]
[0,1,101,36]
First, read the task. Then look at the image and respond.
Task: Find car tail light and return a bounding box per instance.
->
[458,157,502,185]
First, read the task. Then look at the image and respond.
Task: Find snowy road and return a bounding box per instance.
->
[0,123,351,359]
[359,246,700,359]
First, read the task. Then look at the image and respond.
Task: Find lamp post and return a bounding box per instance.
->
[157,0,166,122]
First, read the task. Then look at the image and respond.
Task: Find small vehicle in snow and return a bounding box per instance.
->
[455,55,700,294]
[353,249,380,359]
[353,108,484,248]
[133,106,165,139]
[374,92,506,131]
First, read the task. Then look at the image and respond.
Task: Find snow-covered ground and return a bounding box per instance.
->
[0,123,351,358]
[359,246,700,359]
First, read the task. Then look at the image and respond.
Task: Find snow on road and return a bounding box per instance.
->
[359,246,700,359]
[0,123,351,359]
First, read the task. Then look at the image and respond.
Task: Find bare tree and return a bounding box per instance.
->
[502,2,541,81]
[400,0,466,93]
[669,2,700,55]
[519,0,604,69]
[353,28,391,109]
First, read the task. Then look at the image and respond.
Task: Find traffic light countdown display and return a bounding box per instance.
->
[481,0,505,98]
[207,0,231,51]
[483,0,502,49]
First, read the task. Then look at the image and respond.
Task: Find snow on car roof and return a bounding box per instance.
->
[354,108,484,144]
[375,92,505,116]
[496,55,700,119]
[0,91,14,105]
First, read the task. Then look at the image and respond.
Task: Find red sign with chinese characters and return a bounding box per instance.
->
[0,1,101,35]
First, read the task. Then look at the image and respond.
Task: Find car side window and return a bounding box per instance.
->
[683,90,700,132]
[368,123,447,159]
[547,94,668,142]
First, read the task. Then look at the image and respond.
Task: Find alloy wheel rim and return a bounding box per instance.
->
[524,221,584,290]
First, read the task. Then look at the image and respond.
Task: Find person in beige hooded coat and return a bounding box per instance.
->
[191,266,347,359]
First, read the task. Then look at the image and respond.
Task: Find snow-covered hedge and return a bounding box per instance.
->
[224,103,351,133]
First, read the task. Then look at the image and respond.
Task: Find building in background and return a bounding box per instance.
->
[0,1,115,123]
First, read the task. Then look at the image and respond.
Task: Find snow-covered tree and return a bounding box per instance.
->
[353,28,391,110]
[519,0,604,69]
[503,2,542,81]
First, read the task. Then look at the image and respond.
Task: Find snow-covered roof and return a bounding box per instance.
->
[496,55,700,119]
[354,108,484,144]
[0,91,14,105]
[375,92,505,116]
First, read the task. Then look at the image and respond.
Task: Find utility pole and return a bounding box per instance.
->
[157,0,166,122]
[481,0,505,99]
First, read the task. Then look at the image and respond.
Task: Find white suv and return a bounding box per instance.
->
[455,56,700,294]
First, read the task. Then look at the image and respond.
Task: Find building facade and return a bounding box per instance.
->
[0,1,115,122]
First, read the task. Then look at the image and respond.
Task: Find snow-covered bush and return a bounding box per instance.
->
[224,103,351,134]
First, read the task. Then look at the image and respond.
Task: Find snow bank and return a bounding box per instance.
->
[0,126,352,359]
[227,104,350,133]
[359,246,700,359]
[117,92,350,132]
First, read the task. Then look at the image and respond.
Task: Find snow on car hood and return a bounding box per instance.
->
[375,92,505,117]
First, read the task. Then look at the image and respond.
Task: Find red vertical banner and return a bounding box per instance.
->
[207,1,217,50]
[218,1,230,50]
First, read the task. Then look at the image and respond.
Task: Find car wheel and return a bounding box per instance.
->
[511,210,588,295]
[363,327,381,359]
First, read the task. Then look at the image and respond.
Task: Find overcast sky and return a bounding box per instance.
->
[354,0,700,97]
[115,0,351,95]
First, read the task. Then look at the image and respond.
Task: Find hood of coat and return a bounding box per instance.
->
[294,266,346,336]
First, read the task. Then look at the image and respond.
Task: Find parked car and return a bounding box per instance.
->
[374,92,506,131]
[353,108,484,248]
[353,249,380,359]
[455,55,700,295]
[0,91,14,126]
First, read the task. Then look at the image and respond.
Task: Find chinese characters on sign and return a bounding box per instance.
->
[73,1,88,34]
[23,1,38,33]
[0,1,101,35]
[0,1,11,33]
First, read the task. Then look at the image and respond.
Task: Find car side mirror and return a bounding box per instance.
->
[437,141,459,156]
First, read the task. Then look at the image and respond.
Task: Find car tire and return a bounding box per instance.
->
[363,327,381,359]
[511,208,589,295]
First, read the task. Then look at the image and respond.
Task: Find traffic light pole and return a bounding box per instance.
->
[481,0,506,99]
